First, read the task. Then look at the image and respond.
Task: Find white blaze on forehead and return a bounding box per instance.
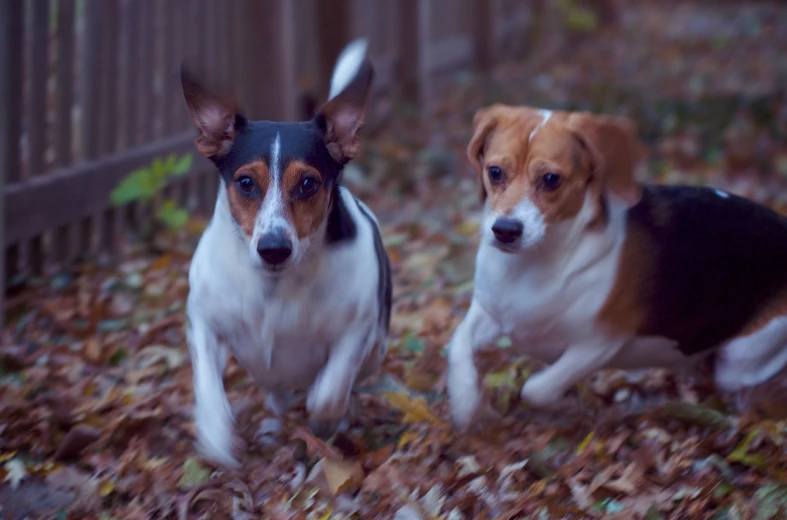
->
[328,39,368,100]
[269,131,281,181]
[528,109,553,142]
[255,132,286,234]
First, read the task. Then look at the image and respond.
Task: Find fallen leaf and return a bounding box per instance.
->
[321,456,364,495]
[54,424,100,461]
[4,458,28,489]
[383,392,444,425]
[178,457,210,489]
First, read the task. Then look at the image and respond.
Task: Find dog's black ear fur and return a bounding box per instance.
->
[315,40,374,165]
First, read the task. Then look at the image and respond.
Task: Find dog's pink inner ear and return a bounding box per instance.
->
[317,61,373,165]
[182,76,238,159]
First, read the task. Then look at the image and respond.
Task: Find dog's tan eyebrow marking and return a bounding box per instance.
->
[528,109,553,142]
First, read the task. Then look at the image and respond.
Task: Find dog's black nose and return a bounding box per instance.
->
[492,218,523,244]
[257,233,293,265]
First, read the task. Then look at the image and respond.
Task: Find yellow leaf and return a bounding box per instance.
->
[383,392,443,425]
[456,220,480,236]
[100,480,114,497]
[318,507,334,520]
[0,452,17,464]
[397,429,422,451]
[576,431,595,456]
[321,457,363,495]
[529,479,547,496]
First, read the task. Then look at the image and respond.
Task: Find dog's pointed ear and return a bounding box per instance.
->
[315,39,374,165]
[567,112,642,206]
[467,105,504,203]
[181,57,244,160]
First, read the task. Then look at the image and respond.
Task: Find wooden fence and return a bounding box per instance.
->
[0,0,538,320]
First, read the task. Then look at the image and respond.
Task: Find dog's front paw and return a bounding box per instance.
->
[307,385,350,423]
[447,365,483,430]
[520,373,565,409]
[195,409,243,468]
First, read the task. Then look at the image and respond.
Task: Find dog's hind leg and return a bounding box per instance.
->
[714,316,787,393]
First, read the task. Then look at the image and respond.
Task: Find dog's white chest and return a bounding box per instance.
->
[472,233,624,363]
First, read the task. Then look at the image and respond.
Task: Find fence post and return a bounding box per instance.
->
[0,0,23,327]
[316,0,351,103]
[397,0,431,111]
[240,0,298,122]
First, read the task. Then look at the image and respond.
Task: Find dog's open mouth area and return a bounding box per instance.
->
[4,2,787,519]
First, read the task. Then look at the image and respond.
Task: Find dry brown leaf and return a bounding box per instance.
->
[321,456,364,495]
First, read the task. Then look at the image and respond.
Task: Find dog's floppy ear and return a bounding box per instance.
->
[567,112,642,207]
[181,57,244,160]
[316,39,374,165]
[467,105,504,203]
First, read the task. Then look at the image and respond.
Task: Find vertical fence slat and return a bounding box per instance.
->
[55,0,75,168]
[78,215,94,260]
[164,0,181,135]
[0,0,24,319]
[99,0,120,155]
[138,0,155,145]
[240,0,297,121]
[25,0,50,276]
[53,224,71,267]
[28,0,49,178]
[81,0,102,161]
[121,0,139,149]
[1,0,22,185]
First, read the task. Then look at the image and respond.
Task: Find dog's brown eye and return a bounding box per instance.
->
[540,173,561,192]
[297,176,321,198]
[488,166,504,185]
[237,175,254,193]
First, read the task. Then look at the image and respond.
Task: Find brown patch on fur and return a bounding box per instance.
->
[597,225,653,334]
[566,112,643,206]
[226,161,271,238]
[281,160,330,239]
[738,291,787,337]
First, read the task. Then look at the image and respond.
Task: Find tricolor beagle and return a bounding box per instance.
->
[447,104,787,427]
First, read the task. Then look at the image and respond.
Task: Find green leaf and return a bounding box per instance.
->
[178,457,210,489]
[156,200,190,229]
[728,428,760,462]
[171,153,194,176]
[485,371,514,389]
[403,333,425,354]
[109,168,155,205]
[151,157,167,182]
[495,336,513,349]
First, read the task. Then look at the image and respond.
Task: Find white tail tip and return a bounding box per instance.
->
[328,39,369,100]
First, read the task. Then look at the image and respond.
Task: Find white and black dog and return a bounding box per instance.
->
[182,40,391,467]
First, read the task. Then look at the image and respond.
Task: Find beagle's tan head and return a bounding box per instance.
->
[467,104,642,251]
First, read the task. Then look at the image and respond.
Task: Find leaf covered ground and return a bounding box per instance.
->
[4,2,787,519]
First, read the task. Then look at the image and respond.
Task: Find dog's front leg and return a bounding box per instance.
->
[520,339,624,409]
[188,318,241,468]
[306,327,370,432]
[447,298,504,429]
